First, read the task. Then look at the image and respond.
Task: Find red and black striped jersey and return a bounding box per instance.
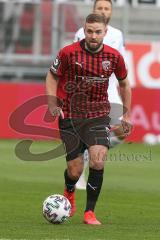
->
[50,39,127,118]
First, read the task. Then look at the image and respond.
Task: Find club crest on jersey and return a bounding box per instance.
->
[102,60,110,71]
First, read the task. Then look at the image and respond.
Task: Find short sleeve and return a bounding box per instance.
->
[50,49,68,77]
[114,54,128,81]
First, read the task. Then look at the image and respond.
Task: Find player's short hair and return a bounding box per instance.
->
[93,0,112,10]
[85,13,107,26]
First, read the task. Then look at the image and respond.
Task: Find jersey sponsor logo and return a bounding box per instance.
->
[75,75,108,82]
[102,60,110,71]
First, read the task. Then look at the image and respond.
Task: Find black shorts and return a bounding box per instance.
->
[59,115,110,161]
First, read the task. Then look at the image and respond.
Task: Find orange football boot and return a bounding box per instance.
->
[83,210,101,225]
[64,188,76,217]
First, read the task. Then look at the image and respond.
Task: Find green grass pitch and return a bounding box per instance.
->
[0,139,160,240]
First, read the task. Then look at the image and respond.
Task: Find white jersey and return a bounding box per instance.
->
[74,25,126,106]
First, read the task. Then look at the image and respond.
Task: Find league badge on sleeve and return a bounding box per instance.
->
[51,57,61,73]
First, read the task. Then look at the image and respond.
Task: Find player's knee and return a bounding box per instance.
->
[98,148,107,160]
[67,165,83,180]
[90,148,107,170]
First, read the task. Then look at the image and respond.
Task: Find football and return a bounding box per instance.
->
[42,194,71,224]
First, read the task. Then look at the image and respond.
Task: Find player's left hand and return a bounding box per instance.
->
[121,117,132,136]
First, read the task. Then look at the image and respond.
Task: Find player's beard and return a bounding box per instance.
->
[85,40,103,53]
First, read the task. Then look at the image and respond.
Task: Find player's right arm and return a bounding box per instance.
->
[46,70,64,118]
[46,50,67,119]
[46,70,58,98]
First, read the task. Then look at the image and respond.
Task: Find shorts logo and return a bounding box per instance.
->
[102,60,110,71]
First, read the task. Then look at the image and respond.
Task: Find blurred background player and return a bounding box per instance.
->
[74,0,128,190]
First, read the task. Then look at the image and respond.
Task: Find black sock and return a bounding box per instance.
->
[85,168,104,212]
[64,169,78,192]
